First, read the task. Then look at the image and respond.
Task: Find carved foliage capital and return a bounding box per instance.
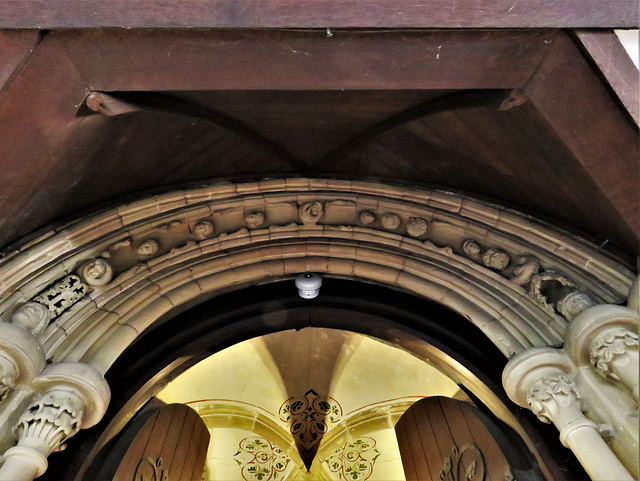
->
[590,328,639,380]
[526,375,581,424]
[14,389,83,456]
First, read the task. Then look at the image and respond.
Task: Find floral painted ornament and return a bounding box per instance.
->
[234,437,291,481]
[324,437,380,481]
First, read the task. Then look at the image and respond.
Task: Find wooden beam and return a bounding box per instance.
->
[0,30,42,95]
[573,30,640,126]
[0,0,638,29]
[54,29,556,91]
[523,32,640,242]
[0,34,89,248]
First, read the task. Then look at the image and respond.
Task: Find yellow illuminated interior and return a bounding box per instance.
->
[156,328,466,480]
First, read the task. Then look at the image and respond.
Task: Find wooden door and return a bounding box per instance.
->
[395,396,539,481]
[111,403,210,481]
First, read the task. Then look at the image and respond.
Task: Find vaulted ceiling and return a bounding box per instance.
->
[0,27,638,264]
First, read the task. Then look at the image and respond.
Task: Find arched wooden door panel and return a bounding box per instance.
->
[97,403,210,481]
[395,396,543,481]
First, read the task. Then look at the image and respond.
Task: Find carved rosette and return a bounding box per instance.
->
[590,329,639,387]
[299,202,324,225]
[192,220,215,240]
[137,239,160,256]
[381,213,401,230]
[78,258,113,287]
[526,374,582,424]
[556,291,596,322]
[358,210,376,226]
[406,217,428,237]
[245,211,266,229]
[481,248,510,271]
[13,390,83,455]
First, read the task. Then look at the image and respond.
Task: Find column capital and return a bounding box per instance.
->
[502,347,574,409]
[564,304,638,366]
[11,363,109,460]
[0,362,110,481]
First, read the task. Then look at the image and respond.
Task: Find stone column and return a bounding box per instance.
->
[0,362,110,481]
[503,348,633,481]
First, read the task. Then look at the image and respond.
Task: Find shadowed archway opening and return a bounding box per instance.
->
[41,279,586,481]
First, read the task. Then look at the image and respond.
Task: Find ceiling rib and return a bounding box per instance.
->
[85,91,311,174]
[310,89,519,172]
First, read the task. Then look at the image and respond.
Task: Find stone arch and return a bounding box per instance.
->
[1,179,633,378]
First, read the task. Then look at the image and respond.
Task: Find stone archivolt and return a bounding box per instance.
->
[0,179,635,481]
[0,181,632,371]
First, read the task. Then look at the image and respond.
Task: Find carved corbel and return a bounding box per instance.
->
[503,348,633,481]
[0,362,110,481]
[0,324,45,402]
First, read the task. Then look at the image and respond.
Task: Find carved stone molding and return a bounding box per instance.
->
[527,271,577,317]
[0,180,632,372]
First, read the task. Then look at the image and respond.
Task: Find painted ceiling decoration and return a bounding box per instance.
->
[154,329,466,480]
[323,438,381,481]
[234,437,292,481]
[279,389,343,465]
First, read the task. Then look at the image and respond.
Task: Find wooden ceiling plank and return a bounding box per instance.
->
[0,34,89,247]
[523,32,640,241]
[573,30,640,126]
[0,30,42,96]
[53,29,556,91]
[0,0,637,29]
